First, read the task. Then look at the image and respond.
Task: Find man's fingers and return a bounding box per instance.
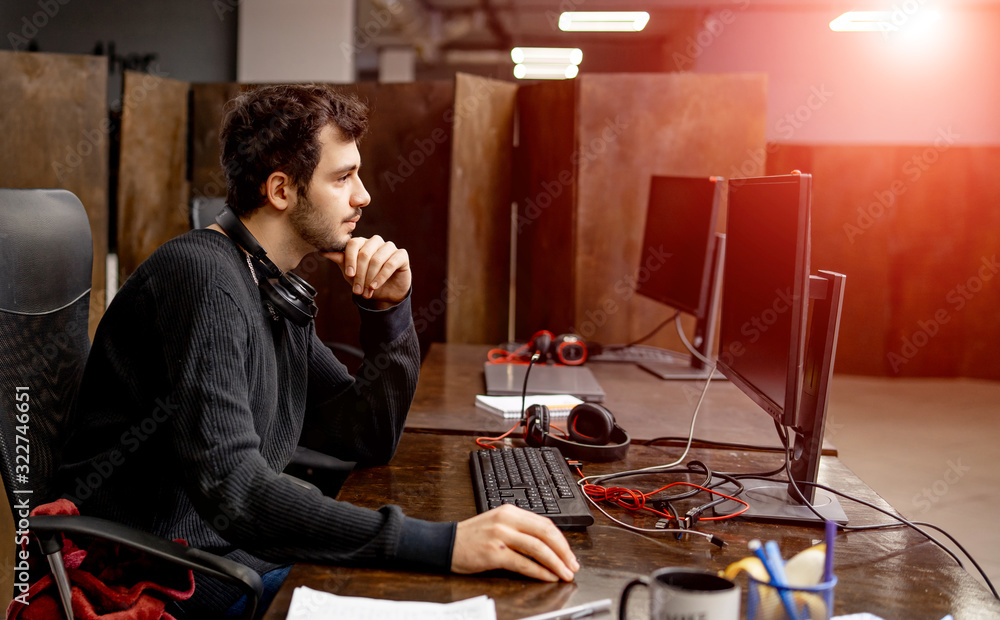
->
[361,242,398,295]
[452,506,578,582]
[366,248,408,295]
[350,235,383,295]
[502,528,575,582]
[339,237,369,280]
[322,251,345,266]
[496,547,561,582]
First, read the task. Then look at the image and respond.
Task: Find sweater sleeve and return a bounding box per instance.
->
[154,273,451,571]
[299,291,421,466]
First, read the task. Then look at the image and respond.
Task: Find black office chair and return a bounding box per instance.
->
[0,189,263,619]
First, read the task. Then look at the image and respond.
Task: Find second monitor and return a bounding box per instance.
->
[633,175,726,380]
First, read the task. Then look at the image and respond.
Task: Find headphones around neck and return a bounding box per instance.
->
[215,206,318,326]
[524,402,630,462]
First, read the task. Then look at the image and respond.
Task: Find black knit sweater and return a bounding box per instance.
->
[58,229,455,614]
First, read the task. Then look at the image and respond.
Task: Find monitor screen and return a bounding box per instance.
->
[717,174,811,427]
[636,176,722,319]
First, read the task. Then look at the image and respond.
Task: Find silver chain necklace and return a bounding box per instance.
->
[244,252,280,322]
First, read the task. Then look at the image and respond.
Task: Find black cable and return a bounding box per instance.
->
[601,311,681,350]
[645,435,788,453]
[519,352,540,424]
[645,436,789,478]
[753,420,983,587]
[689,469,745,517]
[794,480,999,600]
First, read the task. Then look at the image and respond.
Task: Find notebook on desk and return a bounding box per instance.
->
[482,363,606,402]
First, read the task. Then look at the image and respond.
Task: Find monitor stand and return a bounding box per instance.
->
[641,234,727,382]
[713,479,848,525]
[638,358,727,380]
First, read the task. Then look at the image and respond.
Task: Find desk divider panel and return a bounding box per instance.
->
[768,143,1000,379]
[516,73,768,353]
[117,71,192,280]
[956,147,1000,379]
[190,82,246,206]
[446,74,518,345]
[0,50,109,339]
[513,81,579,340]
[319,81,455,356]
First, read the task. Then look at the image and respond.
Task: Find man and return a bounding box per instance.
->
[58,84,578,617]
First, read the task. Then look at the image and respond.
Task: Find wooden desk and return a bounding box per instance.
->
[264,433,999,619]
[408,343,834,455]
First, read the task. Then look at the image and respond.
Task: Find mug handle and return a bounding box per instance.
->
[618,576,651,620]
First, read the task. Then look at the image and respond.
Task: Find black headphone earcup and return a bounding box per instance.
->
[567,403,615,445]
[216,206,318,326]
[286,271,317,297]
[525,404,551,447]
[258,277,316,327]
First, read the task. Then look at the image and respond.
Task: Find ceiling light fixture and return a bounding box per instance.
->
[513,64,580,80]
[510,47,583,65]
[830,10,941,33]
[558,11,650,32]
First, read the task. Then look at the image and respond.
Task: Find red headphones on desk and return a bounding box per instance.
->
[487,330,589,366]
[524,402,630,462]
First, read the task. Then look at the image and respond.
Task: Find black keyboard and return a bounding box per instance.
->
[469,446,594,529]
[589,344,687,363]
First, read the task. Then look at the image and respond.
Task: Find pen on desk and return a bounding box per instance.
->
[516,598,613,620]
[749,539,801,620]
[822,519,836,583]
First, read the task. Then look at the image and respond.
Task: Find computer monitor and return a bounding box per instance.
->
[634,175,726,380]
[713,173,848,524]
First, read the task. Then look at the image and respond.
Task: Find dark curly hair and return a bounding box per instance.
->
[220,84,369,217]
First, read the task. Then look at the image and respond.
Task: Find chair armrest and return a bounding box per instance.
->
[29,515,263,619]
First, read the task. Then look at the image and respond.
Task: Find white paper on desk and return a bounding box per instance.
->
[474,394,583,418]
[286,586,497,620]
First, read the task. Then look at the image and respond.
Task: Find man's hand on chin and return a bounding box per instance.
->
[323,235,411,309]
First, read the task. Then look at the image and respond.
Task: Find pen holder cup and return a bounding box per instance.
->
[747,576,837,620]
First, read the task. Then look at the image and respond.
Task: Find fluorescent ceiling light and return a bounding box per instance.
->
[511,47,583,65]
[559,11,649,32]
[830,10,941,32]
[513,64,580,80]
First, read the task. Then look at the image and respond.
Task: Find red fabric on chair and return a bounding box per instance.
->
[6,499,196,620]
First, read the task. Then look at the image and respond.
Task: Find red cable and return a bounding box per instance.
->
[576,470,750,522]
[475,421,522,449]
[486,343,531,364]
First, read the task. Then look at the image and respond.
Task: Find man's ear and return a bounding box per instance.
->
[263,171,295,211]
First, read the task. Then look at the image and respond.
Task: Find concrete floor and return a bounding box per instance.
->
[827,375,1000,597]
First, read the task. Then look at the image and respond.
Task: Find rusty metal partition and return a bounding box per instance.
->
[0,51,110,339]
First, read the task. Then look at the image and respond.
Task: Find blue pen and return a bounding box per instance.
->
[748,539,801,620]
[823,520,836,583]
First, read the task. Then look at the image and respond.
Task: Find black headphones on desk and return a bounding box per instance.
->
[216,206,318,326]
[524,402,631,462]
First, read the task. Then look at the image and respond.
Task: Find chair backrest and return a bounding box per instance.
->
[0,188,93,513]
[190,196,227,229]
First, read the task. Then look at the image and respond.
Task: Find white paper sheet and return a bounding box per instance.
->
[286,586,497,620]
